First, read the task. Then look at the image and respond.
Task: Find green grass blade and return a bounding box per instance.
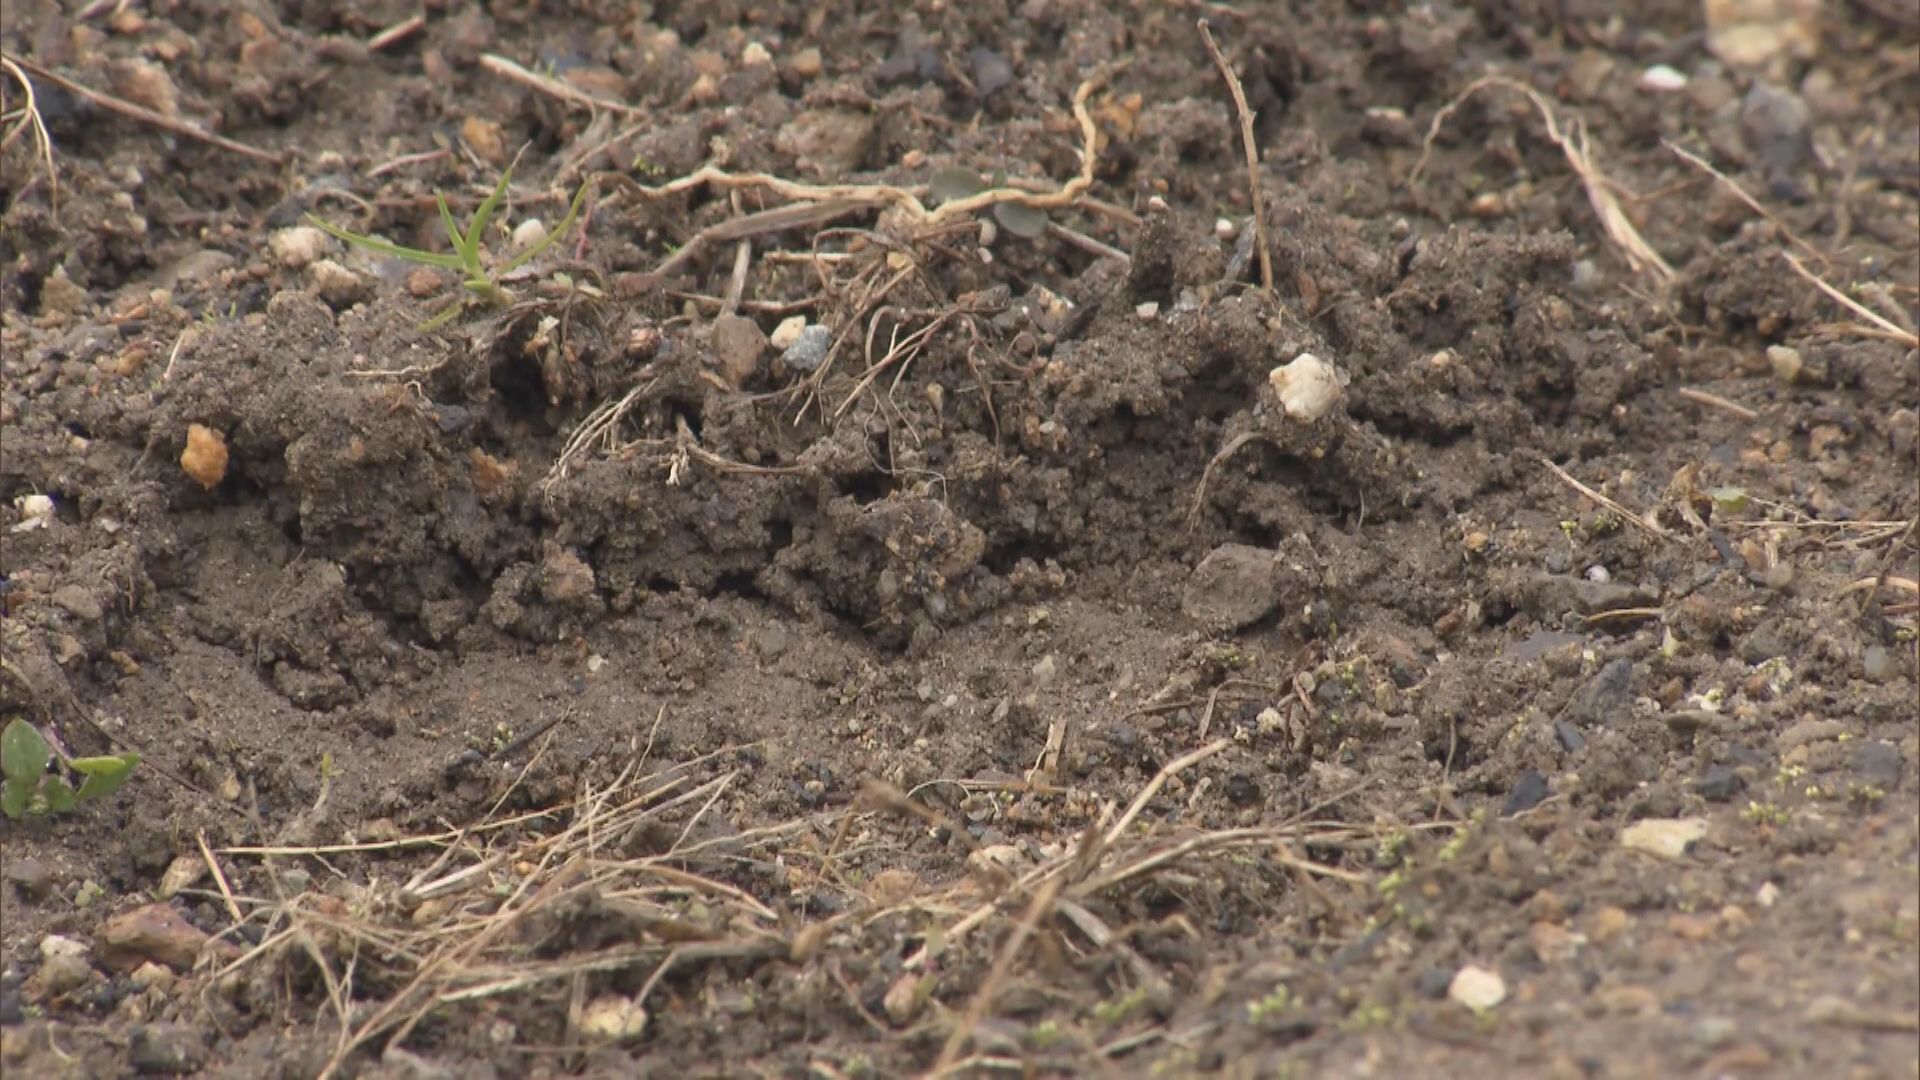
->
[464,165,516,264]
[502,180,592,274]
[305,214,468,270]
[439,192,464,251]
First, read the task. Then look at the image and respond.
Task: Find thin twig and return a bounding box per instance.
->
[196,830,245,926]
[931,874,1066,1075]
[1540,456,1666,539]
[6,53,282,164]
[1412,75,1671,282]
[1198,21,1274,295]
[367,15,426,52]
[1782,252,1919,347]
[1677,386,1759,420]
[1664,140,1824,262]
[478,53,642,118]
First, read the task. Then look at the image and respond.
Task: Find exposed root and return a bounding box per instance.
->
[1,55,59,212]
[1198,19,1274,295]
[1412,74,1672,283]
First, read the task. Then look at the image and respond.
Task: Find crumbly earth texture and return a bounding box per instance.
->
[2,1,1916,1077]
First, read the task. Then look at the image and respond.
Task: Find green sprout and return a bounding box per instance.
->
[306,165,591,330]
[2,718,139,819]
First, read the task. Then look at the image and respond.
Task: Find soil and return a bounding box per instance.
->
[2,1,1917,1077]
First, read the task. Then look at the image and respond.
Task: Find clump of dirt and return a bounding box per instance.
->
[2,0,1916,1077]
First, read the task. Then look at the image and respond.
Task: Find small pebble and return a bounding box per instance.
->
[1861,645,1893,682]
[308,259,368,307]
[787,47,823,80]
[1620,817,1709,860]
[269,226,333,270]
[5,858,53,898]
[769,315,808,350]
[1134,301,1159,320]
[1638,64,1689,92]
[781,324,832,372]
[1767,345,1803,383]
[128,1023,209,1075]
[1503,770,1550,815]
[1448,965,1507,1011]
[1694,764,1745,802]
[510,218,548,253]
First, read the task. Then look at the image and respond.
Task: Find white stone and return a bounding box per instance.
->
[1620,817,1709,859]
[770,315,808,350]
[1639,64,1689,92]
[1268,352,1347,422]
[1448,965,1507,1011]
[269,226,334,270]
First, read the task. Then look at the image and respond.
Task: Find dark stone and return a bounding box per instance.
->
[1503,770,1550,815]
[1224,772,1262,805]
[1566,658,1634,726]
[1555,719,1587,753]
[1851,742,1904,791]
[1413,967,1454,999]
[1695,764,1745,802]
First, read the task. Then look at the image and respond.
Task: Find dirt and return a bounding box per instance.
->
[2,0,1917,1077]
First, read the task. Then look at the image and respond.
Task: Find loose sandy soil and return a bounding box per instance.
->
[2,1,1916,1077]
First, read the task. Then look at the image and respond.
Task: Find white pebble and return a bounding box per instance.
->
[1134,301,1160,320]
[1268,352,1348,422]
[742,42,772,67]
[510,218,548,253]
[1639,64,1689,93]
[12,493,54,533]
[769,315,808,350]
[269,225,334,270]
[1584,564,1611,583]
[1448,965,1507,1012]
[1214,217,1237,240]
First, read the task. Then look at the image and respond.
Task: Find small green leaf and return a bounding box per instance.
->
[1,719,50,787]
[993,200,1049,239]
[72,755,138,803]
[68,753,137,776]
[1706,486,1750,513]
[1,779,30,819]
[44,776,76,814]
[304,214,468,271]
[929,167,986,203]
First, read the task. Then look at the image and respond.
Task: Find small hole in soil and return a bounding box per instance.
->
[711,570,764,601]
[845,471,895,506]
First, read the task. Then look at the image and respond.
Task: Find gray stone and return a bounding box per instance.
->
[4,857,53,898]
[1503,770,1549,815]
[1182,544,1288,632]
[129,1023,207,1075]
[781,324,832,372]
[1566,658,1635,726]
[1695,764,1744,802]
[1850,742,1904,791]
